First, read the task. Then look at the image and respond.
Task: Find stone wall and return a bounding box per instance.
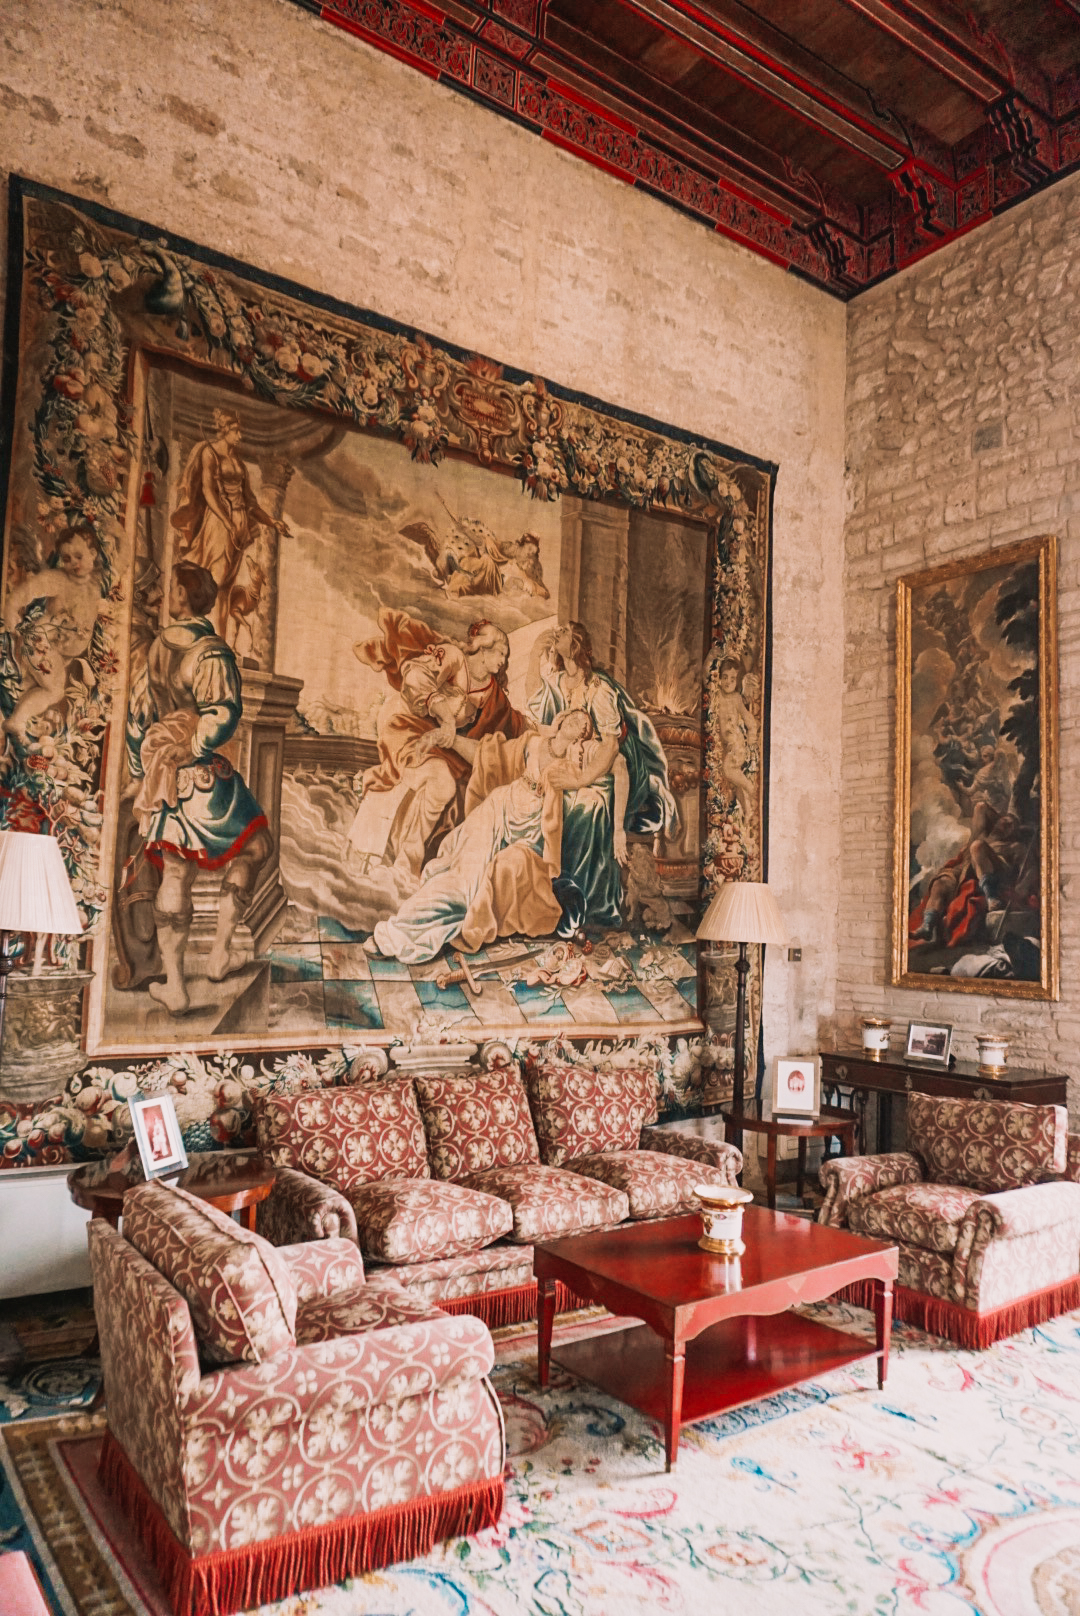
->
[840,172,1080,1097]
[0,0,846,1070]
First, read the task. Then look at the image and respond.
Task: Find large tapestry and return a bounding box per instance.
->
[0,179,773,1099]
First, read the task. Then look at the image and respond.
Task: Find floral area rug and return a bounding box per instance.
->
[3,1302,1080,1615]
[0,1290,100,1424]
[0,1356,100,1423]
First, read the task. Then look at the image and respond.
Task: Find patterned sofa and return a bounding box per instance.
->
[255,1057,742,1327]
[89,1180,504,1616]
[819,1091,1080,1347]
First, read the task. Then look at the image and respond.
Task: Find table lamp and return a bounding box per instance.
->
[697,880,788,1152]
[0,830,85,1070]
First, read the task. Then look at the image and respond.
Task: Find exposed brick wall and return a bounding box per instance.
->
[839,172,1080,1111]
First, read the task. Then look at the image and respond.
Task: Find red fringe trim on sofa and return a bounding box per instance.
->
[436,1279,580,1329]
[836,1275,1080,1349]
[98,1429,504,1616]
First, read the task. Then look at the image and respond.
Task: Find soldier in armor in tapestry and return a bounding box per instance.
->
[118,562,273,1014]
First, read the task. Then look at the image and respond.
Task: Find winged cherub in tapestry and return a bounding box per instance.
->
[400,496,549,600]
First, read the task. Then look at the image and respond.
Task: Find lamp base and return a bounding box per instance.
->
[0,971,92,1106]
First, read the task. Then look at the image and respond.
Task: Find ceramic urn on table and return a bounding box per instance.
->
[695,1183,754,1256]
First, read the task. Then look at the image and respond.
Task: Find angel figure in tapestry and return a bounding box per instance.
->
[0,525,108,747]
[401,500,550,599]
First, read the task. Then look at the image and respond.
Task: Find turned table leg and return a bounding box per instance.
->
[537,1277,557,1388]
[875,1278,894,1388]
[766,1134,778,1211]
[664,1339,686,1472]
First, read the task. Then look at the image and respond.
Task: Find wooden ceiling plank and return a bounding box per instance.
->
[615,0,913,168]
[837,0,1054,114]
[534,21,865,218]
[835,0,1003,99]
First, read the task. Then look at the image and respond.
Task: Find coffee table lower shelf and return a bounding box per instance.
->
[552,1310,876,1431]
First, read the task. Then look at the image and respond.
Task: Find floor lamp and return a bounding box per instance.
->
[697,880,788,1154]
[0,831,85,1072]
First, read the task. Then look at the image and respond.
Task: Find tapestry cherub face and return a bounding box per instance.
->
[0,181,773,1057]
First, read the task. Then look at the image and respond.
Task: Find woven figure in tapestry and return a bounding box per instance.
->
[0,526,108,747]
[349,609,529,888]
[123,563,273,1014]
[526,621,678,928]
[368,707,595,963]
[170,410,285,644]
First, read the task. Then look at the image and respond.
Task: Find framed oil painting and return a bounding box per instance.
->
[0,178,775,1065]
[891,535,1058,999]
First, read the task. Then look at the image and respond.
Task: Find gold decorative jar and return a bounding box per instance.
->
[860,1017,891,1060]
[976,1034,1010,1078]
[695,1183,754,1256]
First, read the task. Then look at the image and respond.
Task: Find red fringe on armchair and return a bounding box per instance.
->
[99,1431,504,1616]
[838,1275,1080,1350]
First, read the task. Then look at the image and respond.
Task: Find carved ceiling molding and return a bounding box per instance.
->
[290,0,1080,299]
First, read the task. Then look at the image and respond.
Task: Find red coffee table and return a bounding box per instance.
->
[535,1207,897,1471]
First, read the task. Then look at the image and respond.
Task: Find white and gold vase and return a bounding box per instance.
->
[695,1183,754,1256]
[860,1017,891,1060]
[976,1034,1010,1078]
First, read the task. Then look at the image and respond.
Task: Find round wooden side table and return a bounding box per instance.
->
[719,1109,859,1211]
[68,1150,275,1230]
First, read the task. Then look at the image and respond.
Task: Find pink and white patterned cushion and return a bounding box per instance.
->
[252,1079,430,1195]
[567,1151,734,1220]
[414,1071,540,1180]
[524,1061,658,1167]
[846,1181,984,1254]
[461,1163,628,1242]
[351,1178,513,1266]
[123,1181,297,1365]
[277,1238,366,1301]
[908,1091,1067,1193]
[295,1280,495,1374]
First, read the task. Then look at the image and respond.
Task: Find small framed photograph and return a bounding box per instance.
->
[129,1093,188,1179]
[770,1056,821,1122]
[905,1021,953,1065]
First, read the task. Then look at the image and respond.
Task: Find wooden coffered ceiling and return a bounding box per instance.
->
[291,0,1080,298]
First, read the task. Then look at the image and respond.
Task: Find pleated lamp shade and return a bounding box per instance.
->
[0,832,84,936]
[696,880,788,947]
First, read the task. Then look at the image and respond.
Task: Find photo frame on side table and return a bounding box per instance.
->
[770,1056,821,1123]
[905,1022,953,1065]
[129,1092,188,1180]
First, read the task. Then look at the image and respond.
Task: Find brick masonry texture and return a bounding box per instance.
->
[0,0,846,1070]
[840,172,1080,1115]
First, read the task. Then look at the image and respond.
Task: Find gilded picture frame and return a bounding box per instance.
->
[891,535,1059,999]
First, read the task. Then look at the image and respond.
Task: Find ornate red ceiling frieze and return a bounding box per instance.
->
[288,0,1080,298]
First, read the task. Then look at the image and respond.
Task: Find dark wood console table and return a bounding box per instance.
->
[821,1050,1069,1153]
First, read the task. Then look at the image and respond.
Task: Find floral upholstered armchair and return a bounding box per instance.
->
[819,1091,1080,1347]
[88,1181,504,1616]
